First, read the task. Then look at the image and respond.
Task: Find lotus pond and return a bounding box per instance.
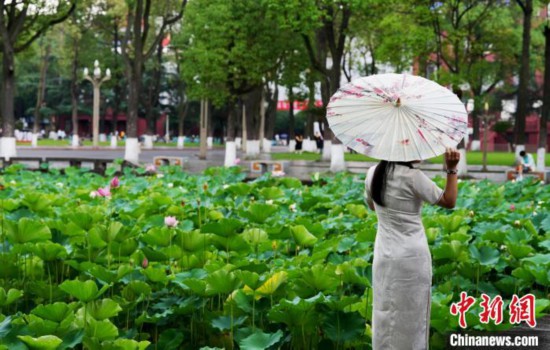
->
[0,165,548,350]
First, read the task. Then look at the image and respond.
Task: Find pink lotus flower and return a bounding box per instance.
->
[110,177,120,188]
[164,216,179,227]
[510,204,515,211]
[234,158,241,165]
[146,164,157,172]
[97,187,111,197]
[142,258,149,268]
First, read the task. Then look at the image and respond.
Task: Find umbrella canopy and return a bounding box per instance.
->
[326,73,468,161]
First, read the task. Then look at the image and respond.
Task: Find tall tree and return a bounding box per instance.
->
[0,0,76,158]
[540,7,550,171]
[272,0,365,170]
[32,38,51,145]
[515,0,533,153]
[181,0,289,161]
[119,0,186,162]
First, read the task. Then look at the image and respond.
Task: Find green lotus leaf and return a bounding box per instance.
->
[322,310,364,342]
[0,288,23,307]
[522,253,550,266]
[6,218,51,244]
[242,228,268,245]
[26,314,58,336]
[226,183,252,196]
[205,269,240,295]
[208,210,224,220]
[59,280,109,302]
[156,329,184,350]
[201,218,242,237]
[30,242,67,261]
[506,243,534,259]
[259,187,284,200]
[175,230,209,252]
[511,267,535,283]
[141,246,169,261]
[211,235,250,252]
[141,267,169,284]
[87,298,122,320]
[469,245,500,266]
[235,270,262,290]
[256,271,288,296]
[21,193,54,213]
[31,302,72,323]
[85,318,118,341]
[297,265,338,294]
[524,264,550,286]
[432,240,465,261]
[121,281,152,302]
[101,339,151,350]
[239,329,283,350]
[346,204,368,219]
[17,335,62,350]
[243,203,278,224]
[211,315,247,331]
[141,227,173,247]
[58,329,84,350]
[290,225,318,247]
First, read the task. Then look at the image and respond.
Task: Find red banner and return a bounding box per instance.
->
[277,100,323,111]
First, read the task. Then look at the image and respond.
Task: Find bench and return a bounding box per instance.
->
[506,170,545,181]
[153,156,187,168]
[250,160,285,174]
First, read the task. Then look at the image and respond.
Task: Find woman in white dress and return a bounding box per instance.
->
[364,148,460,350]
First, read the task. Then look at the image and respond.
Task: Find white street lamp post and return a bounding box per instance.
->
[165,110,170,143]
[84,60,111,147]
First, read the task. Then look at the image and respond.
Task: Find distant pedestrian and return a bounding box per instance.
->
[295,134,303,153]
[314,132,323,153]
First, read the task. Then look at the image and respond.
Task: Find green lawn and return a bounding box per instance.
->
[16,139,224,148]
[272,151,527,166]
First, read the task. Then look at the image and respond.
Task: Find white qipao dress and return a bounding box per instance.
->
[365,163,444,350]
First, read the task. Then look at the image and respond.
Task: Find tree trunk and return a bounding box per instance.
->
[33,42,50,135]
[0,44,16,159]
[2,47,15,138]
[539,24,550,172]
[288,87,296,150]
[514,0,532,149]
[199,99,208,159]
[224,101,237,167]
[70,33,79,146]
[264,85,277,140]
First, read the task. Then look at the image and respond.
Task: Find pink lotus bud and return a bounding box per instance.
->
[110,177,120,188]
[142,258,149,268]
[164,216,178,227]
[234,158,241,165]
[97,187,111,197]
[146,164,157,172]
[510,204,515,211]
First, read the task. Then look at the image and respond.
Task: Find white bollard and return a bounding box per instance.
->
[110,135,117,148]
[224,141,237,167]
[330,143,346,172]
[142,135,153,149]
[0,137,17,160]
[71,135,79,148]
[124,138,140,163]
[245,140,260,158]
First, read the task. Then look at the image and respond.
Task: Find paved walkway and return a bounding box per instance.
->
[9,145,548,183]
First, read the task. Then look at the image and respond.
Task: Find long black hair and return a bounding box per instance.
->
[371,161,414,206]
